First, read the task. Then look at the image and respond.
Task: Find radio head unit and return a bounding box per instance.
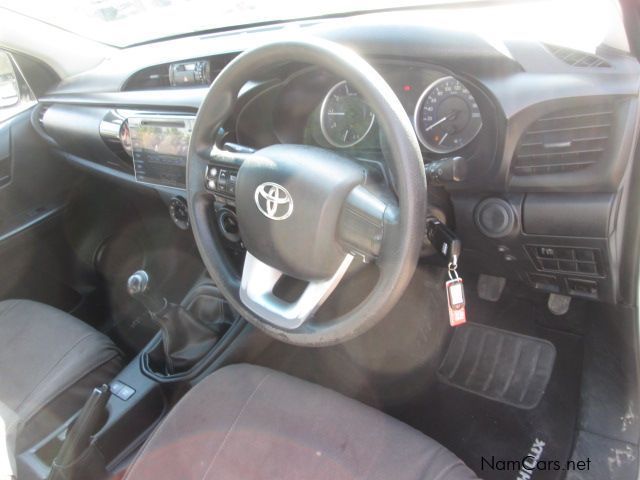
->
[129,116,195,189]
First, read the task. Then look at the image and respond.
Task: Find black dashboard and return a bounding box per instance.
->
[29,14,640,305]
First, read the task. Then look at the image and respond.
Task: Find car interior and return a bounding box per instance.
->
[1,0,640,479]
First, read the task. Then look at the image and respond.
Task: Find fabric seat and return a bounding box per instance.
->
[125,364,479,480]
[0,299,121,479]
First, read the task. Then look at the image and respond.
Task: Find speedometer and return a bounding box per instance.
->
[414,76,482,154]
[320,81,375,148]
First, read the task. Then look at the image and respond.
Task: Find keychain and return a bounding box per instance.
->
[425,219,467,327]
[446,257,467,327]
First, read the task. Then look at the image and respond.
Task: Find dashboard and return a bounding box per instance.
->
[28,13,640,305]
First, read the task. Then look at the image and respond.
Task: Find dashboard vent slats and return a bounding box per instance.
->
[513,103,614,175]
[545,44,611,68]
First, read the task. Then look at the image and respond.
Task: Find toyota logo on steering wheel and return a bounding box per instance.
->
[254,182,294,220]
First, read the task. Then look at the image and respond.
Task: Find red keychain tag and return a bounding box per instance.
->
[446,277,466,327]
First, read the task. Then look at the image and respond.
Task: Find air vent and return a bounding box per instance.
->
[545,44,610,68]
[512,103,614,175]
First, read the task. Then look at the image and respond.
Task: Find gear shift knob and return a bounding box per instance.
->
[128,270,222,375]
[127,270,167,314]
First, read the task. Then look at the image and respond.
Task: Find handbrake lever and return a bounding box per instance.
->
[47,384,110,480]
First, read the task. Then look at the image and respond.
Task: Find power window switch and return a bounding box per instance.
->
[110,381,135,401]
[109,382,123,396]
[119,385,135,400]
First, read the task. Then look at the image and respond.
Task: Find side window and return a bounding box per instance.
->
[0,51,36,123]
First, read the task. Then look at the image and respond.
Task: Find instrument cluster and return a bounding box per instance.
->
[235,62,497,173]
[317,74,483,155]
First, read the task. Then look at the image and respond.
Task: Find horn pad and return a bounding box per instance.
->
[235,144,364,280]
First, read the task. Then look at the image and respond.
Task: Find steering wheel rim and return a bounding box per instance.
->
[187,37,426,346]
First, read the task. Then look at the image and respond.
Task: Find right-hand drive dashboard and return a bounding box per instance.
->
[31,15,640,306]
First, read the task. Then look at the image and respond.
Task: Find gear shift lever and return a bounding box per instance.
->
[127,270,167,314]
[127,270,219,374]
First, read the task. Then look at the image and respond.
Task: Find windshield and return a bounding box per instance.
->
[0,0,469,48]
[0,0,627,50]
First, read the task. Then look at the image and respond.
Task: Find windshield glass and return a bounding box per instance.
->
[0,0,467,48]
[0,0,626,50]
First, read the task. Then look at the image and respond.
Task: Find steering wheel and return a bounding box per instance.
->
[187,37,426,346]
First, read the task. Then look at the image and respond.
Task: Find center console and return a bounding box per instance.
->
[16,274,248,480]
[122,113,244,248]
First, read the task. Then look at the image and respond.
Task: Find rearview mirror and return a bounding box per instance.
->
[0,52,20,108]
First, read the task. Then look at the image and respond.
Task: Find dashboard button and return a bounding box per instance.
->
[110,381,135,401]
[537,247,556,258]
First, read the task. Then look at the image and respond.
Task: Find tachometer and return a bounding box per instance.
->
[414,76,482,154]
[320,81,375,148]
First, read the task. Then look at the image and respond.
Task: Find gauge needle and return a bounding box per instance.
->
[425,111,459,132]
[438,132,449,145]
[328,112,346,116]
[424,115,450,132]
[344,129,350,142]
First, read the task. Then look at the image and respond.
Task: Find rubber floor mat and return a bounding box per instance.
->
[438,323,556,409]
[391,282,585,480]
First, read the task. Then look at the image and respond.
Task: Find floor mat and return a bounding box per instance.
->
[438,323,556,409]
[395,286,584,480]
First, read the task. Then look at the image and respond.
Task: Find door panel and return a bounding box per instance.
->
[0,126,10,188]
[0,110,72,239]
[0,108,78,307]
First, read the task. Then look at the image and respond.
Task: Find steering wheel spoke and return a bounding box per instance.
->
[338,185,395,261]
[239,252,354,330]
